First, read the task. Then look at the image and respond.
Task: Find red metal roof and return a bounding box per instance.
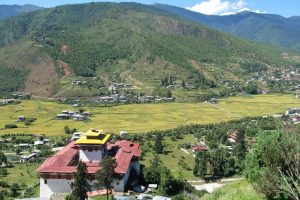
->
[36,141,78,174]
[108,140,141,174]
[107,140,140,150]
[36,140,141,175]
[193,145,207,152]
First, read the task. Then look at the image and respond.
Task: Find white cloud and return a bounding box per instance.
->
[186,0,266,16]
[186,0,232,15]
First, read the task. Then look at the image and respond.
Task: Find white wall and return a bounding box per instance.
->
[114,169,130,192]
[40,178,73,198]
[79,149,103,162]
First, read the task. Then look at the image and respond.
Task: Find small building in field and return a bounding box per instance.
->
[286,108,300,116]
[56,114,69,120]
[209,98,218,104]
[291,116,300,124]
[119,131,128,137]
[71,132,84,141]
[16,116,26,122]
[36,129,142,199]
[228,131,238,143]
[192,145,207,154]
[19,143,30,151]
[20,152,39,162]
[73,114,86,121]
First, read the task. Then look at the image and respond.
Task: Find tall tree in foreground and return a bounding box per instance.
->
[71,161,90,200]
[96,156,119,200]
[245,132,300,200]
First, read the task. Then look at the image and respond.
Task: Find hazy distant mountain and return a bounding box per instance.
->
[153,4,300,52]
[0,4,43,19]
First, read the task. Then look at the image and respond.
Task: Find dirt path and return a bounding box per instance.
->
[188,177,244,193]
[180,148,190,154]
[206,102,242,118]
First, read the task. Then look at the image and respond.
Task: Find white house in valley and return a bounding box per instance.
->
[36,129,142,199]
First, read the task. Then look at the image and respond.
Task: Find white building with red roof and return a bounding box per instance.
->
[36,129,142,199]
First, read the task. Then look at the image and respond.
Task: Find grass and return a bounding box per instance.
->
[0,94,299,136]
[5,163,40,186]
[201,180,265,200]
[0,162,40,198]
[141,134,197,179]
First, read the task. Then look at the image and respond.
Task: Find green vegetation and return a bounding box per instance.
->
[0,94,299,136]
[71,161,90,200]
[201,180,265,200]
[0,162,40,199]
[0,2,295,97]
[96,157,118,200]
[245,132,300,200]
[0,65,28,92]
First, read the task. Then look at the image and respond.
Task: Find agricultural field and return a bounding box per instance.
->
[0,94,299,136]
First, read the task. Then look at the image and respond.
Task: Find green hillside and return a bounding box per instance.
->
[0,2,294,97]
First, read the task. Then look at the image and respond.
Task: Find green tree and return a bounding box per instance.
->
[64,126,71,134]
[0,168,7,176]
[96,156,119,200]
[40,145,53,158]
[10,183,19,197]
[144,154,162,184]
[194,151,208,179]
[209,147,228,178]
[154,133,164,154]
[15,147,21,155]
[71,161,90,200]
[245,132,300,200]
[0,152,7,165]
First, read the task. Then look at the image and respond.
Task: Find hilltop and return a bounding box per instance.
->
[153,4,300,52]
[0,4,43,19]
[0,2,295,98]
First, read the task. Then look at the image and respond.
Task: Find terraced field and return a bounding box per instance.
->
[0,94,299,136]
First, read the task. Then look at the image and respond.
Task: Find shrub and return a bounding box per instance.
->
[4,124,17,129]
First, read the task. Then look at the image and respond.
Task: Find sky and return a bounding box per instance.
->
[0,0,299,17]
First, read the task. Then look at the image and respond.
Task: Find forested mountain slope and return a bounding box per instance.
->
[153,4,300,52]
[0,4,43,19]
[0,2,293,97]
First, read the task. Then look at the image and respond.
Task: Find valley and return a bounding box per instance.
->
[0,2,300,200]
[0,94,298,136]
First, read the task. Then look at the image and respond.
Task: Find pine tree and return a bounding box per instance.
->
[71,161,90,200]
[96,157,119,200]
[154,133,164,154]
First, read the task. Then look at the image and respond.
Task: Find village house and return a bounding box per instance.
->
[286,108,300,116]
[192,145,207,154]
[18,143,30,151]
[34,138,50,147]
[228,131,238,143]
[73,114,86,121]
[16,116,26,122]
[71,132,84,141]
[20,151,39,162]
[36,129,142,199]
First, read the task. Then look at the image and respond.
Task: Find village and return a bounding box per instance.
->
[0,105,298,200]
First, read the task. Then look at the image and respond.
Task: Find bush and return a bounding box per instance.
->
[4,124,17,129]
[0,168,8,176]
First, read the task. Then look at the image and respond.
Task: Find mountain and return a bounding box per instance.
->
[153,4,300,52]
[0,2,294,97]
[0,4,43,19]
